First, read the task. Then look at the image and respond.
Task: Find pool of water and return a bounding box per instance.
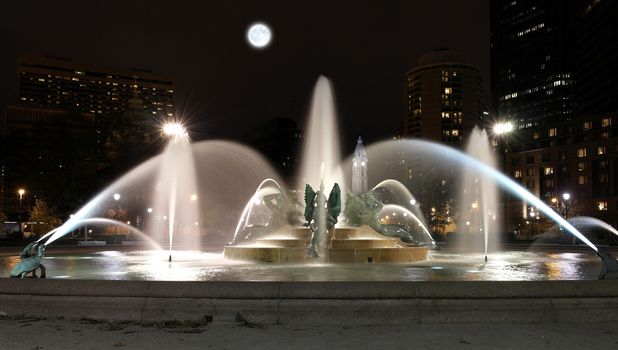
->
[1,246,605,281]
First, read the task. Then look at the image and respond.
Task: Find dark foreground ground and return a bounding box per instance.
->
[1,315,618,350]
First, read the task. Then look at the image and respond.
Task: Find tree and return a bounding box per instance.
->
[29,199,62,236]
[0,210,7,236]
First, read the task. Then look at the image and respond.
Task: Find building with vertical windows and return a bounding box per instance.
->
[575,0,618,117]
[399,50,484,235]
[18,54,174,118]
[1,54,175,230]
[490,0,575,129]
[504,114,618,242]
[492,1,618,241]
[403,49,484,147]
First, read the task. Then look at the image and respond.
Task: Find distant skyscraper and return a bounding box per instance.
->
[403,49,484,147]
[17,53,174,118]
[492,1,618,236]
[490,0,575,129]
[352,137,368,194]
[575,0,618,116]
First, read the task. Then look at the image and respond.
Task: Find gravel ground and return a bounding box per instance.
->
[2,315,618,350]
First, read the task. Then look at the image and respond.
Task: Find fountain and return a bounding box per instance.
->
[7,75,618,281]
[223,77,433,263]
[458,127,500,261]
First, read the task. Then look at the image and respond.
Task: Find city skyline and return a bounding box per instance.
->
[0,0,490,148]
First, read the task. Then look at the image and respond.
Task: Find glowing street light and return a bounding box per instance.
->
[562,193,571,220]
[162,122,188,139]
[493,121,514,135]
[18,188,25,235]
[113,193,121,201]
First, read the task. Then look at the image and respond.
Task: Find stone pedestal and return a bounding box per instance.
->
[224,225,428,263]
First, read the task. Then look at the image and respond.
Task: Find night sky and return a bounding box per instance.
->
[0,0,489,153]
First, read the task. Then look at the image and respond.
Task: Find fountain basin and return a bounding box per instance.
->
[224,225,429,263]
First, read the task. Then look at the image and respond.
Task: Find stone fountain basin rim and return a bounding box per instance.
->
[2,279,618,299]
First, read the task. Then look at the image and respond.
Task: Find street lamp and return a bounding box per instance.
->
[493,121,514,136]
[113,193,121,235]
[18,189,25,235]
[493,121,514,238]
[529,210,536,239]
[562,193,571,219]
[162,121,188,140]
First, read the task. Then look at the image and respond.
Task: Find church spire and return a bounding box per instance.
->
[352,136,368,194]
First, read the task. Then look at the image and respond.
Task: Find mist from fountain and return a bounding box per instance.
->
[354,139,598,252]
[372,179,428,230]
[567,216,618,239]
[40,140,281,248]
[378,204,433,243]
[298,75,345,197]
[232,178,283,243]
[146,134,200,252]
[458,127,500,257]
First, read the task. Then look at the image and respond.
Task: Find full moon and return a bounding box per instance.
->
[247,23,272,49]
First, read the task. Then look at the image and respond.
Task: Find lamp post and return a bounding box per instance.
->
[18,189,25,235]
[562,192,574,244]
[562,192,571,219]
[493,121,514,238]
[529,210,536,240]
[113,193,121,235]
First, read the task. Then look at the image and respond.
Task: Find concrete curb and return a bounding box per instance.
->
[1,279,618,325]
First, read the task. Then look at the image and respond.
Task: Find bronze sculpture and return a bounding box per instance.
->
[10,242,47,278]
[304,182,341,258]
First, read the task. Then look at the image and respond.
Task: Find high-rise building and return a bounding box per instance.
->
[17,53,173,118]
[575,0,618,116]
[492,1,618,240]
[400,50,484,235]
[403,49,484,147]
[1,54,174,229]
[0,106,97,225]
[490,0,575,129]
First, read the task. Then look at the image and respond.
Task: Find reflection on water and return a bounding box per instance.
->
[0,248,603,281]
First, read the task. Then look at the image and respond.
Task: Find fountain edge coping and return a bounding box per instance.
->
[2,279,618,299]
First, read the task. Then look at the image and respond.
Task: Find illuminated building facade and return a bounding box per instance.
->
[403,49,484,147]
[17,53,173,118]
[490,0,575,129]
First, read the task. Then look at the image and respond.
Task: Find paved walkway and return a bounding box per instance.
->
[2,315,618,350]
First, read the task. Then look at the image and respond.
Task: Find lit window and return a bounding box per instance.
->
[544,167,554,175]
[602,118,612,127]
[577,148,587,158]
[444,88,452,94]
[602,132,610,139]
[578,175,587,185]
[548,128,557,137]
[452,130,459,136]
[583,121,592,130]
[598,201,608,211]
[578,162,586,172]
[514,170,522,178]
[599,174,609,183]
[532,132,540,140]
[597,146,607,155]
